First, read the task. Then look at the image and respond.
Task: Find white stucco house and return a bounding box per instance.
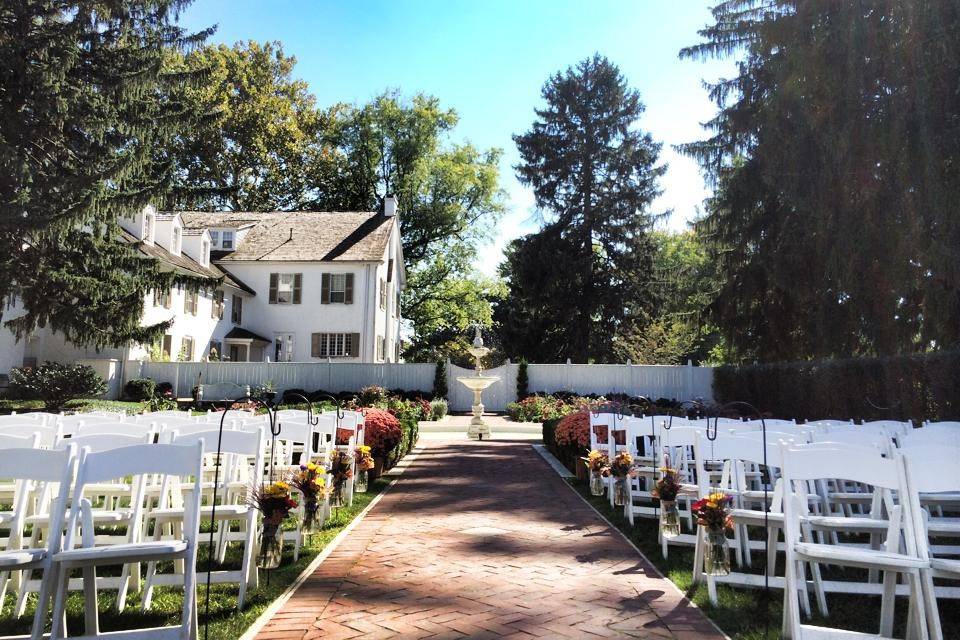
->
[0,197,405,375]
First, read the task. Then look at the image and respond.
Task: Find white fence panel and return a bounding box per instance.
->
[125,361,434,399]
[120,360,713,410]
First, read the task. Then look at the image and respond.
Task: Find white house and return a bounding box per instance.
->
[0,198,405,374]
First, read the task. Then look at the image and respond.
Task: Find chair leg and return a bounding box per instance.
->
[182,553,198,640]
[116,563,131,611]
[905,571,929,640]
[82,564,99,636]
[49,566,70,640]
[918,570,942,640]
[766,526,779,577]
[879,570,897,637]
[809,559,828,618]
[29,565,55,640]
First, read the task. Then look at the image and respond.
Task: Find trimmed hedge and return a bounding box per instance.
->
[714,350,960,422]
[124,378,155,401]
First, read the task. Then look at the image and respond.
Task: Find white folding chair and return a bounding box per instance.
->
[49,441,204,640]
[780,444,930,640]
[0,423,62,448]
[17,433,152,615]
[0,445,76,640]
[902,444,960,640]
[143,428,264,609]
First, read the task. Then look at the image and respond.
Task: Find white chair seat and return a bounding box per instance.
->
[795,542,927,571]
[27,508,133,526]
[730,507,784,525]
[54,540,188,565]
[930,557,960,575]
[927,517,960,535]
[805,515,890,532]
[150,504,249,520]
[0,548,46,568]
[919,492,960,504]
[0,511,13,524]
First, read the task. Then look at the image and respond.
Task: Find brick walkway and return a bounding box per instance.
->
[256,439,725,640]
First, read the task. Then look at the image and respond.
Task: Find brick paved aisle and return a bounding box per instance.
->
[256,439,726,640]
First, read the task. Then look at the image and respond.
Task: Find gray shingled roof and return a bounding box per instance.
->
[177,212,263,230]
[208,211,394,262]
[118,229,251,294]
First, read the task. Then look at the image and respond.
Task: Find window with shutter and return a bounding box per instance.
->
[310,332,360,358]
[293,273,302,304]
[379,280,386,310]
[329,274,346,303]
[231,295,243,324]
[269,273,278,304]
[212,290,224,319]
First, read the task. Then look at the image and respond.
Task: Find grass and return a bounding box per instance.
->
[0,478,389,639]
[0,398,149,414]
[568,479,959,640]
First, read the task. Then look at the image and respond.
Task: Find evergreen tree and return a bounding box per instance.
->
[0,1,214,348]
[682,1,960,361]
[502,55,665,362]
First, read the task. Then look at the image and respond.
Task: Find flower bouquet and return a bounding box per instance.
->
[691,491,734,576]
[652,464,683,539]
[251,480,297,569]
[291,461,328,534]
[354,445,374,493]
[582,450,609,496]
[601,451,634,506]
[327,449,354,507]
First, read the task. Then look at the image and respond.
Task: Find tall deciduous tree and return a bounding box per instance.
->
[500,54,665,363]
[167,40,328,211]
[683,1,960,362]
[0,0,214,348]
[322,92,505,359]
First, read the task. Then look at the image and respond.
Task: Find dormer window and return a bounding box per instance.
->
[143,212,154,244]
[222,230,234,250]
[210,230,220,246]
[172,226,182,255]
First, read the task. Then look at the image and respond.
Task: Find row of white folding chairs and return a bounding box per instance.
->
[662,432,957,639]
[0,439,205,639]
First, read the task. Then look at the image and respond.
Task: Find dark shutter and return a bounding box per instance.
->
[321,273,330,304]
[269,273,278,304]
[293,273,302,304]
[345,273,354,304]
[387,259,394,283]
[311,333,321,358]
[349,333,360,357]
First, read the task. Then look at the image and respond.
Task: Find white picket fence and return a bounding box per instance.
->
[118,360,714,412]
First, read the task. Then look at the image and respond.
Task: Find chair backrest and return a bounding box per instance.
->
[61,432,152,452]
[75,421,154,437]
[897,426,960,450]
[810,428,894,454]
[0,413,46,425]
[170,427,264,460]
[803,419,855,429]
[900,444,960,494]
[0,422,62,447]
[66,442,204,551]
[860,420,912,435]
[779,442,902,491]
[740,418,797,430]
[0,432,41,450]
[920,420,960,434]
[0,444,76,560]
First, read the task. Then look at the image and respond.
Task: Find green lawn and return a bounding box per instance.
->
[569,479,959,640]
[0,398,150,414]
[0,478,388,639]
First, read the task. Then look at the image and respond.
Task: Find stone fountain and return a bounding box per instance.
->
[456,325,500,440]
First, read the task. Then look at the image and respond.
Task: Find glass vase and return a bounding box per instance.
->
[301,500,321,534]
[703,528,731,576]
[589,470,604,496]
[613,478,627,506]
[257,522,283,570]
[659,500,681,539]
[355,470,368,494]
[330,487,344,508]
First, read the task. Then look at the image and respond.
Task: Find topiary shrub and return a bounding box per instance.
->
[433,360,448,399]
[430,399,448,420]
[9,361,106,410]
[516,358,529,400]
[361,408,403,457]
[124,378,155,401]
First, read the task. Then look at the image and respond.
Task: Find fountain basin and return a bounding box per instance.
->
[455,376,499,391]
[456,375,499,440]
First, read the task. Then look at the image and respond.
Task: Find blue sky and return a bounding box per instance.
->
[178,0,738,275]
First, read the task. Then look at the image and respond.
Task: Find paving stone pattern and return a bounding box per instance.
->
[256,439,725,639]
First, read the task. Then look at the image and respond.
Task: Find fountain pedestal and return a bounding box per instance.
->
[456,325,499,440]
